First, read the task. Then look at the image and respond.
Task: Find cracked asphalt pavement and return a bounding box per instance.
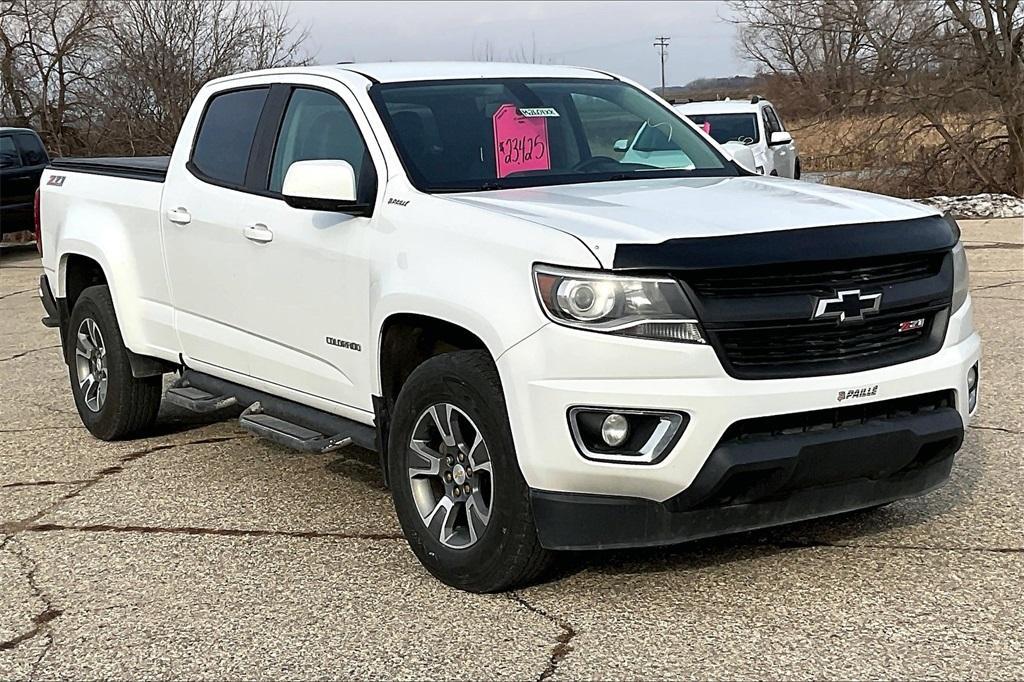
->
[1,217,1022,680]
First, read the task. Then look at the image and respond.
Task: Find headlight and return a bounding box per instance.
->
[952,240,969,312]
[533,265,706,343]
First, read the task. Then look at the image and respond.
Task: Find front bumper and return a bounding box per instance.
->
[497,299,980,505]
[531,406,962,550]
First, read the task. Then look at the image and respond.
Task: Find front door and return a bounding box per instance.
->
[763,106,797,178]
[237,83,381,412]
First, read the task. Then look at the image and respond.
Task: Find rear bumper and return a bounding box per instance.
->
[531,406,963,551]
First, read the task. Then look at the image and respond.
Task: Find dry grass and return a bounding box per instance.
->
[790,113,1003,172]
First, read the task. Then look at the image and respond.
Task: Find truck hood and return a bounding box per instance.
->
[443,176,939,268]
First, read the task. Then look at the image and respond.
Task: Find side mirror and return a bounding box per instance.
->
[282,159,370,214]
[768,131,793,146]
[722,142,758,173]
[613,139,629,152]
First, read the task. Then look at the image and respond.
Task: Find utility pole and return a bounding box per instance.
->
[653,36,670,94]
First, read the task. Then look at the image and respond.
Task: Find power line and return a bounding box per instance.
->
[653,36,670,93]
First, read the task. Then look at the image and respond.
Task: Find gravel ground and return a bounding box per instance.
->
[1,218,1022,680]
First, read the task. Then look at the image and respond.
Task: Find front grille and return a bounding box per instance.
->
[715,305,943,376]
[721,390,955,442]
[688,253,944,298]
[678,251,953,379]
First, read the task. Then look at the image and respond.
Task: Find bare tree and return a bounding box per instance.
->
[729,0,1024,196]
[0,0,110,154]
[103,0,311,154]
[0,0,312,156]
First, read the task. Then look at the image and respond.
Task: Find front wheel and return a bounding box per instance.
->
[388,350,551,592]
[66,285,162,440]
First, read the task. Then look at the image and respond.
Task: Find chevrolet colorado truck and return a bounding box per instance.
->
[37,63,980,592]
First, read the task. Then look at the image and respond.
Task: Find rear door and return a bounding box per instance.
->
[235,81,382,412]
[161,85,271,375]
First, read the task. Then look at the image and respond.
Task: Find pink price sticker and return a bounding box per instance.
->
[702,121,712,134]
[493,104,550,178]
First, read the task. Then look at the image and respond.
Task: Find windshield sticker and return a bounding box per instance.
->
[518,107,560,118]
[493,103,551,178]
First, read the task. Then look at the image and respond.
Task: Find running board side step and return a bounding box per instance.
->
[239,402,352,454]
[165,382,238,413]
[178,368,378,454]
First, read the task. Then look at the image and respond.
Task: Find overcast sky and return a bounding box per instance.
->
[284,1,748,88]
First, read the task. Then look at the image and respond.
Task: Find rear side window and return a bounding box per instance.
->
[191,88,269,186]
[14,133,46,166]
[762,107,782,135]
[0,136,21,169]
[268,88,369,194]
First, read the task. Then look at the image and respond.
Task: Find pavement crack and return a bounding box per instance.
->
[0,425,85,434]
[971,279,1024,292]
[1,480,92,490]
[19,523,405,541]
[970,424,1022,435]
[509,591,577,681]
[0,287,34,300]
[0,539,63,669]
[0,435,251,534]
[0,345,60,363]
[964,242,1023,251]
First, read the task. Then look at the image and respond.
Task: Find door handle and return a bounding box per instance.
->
[243,222,273,243]
[166,207,191,225]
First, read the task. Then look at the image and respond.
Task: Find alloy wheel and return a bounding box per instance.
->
[74,317,108,412]
[407,403,494,549]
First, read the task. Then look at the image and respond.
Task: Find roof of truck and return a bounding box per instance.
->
[208,62,615,88]
[674,100,765,115]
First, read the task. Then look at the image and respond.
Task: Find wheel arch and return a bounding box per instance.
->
[377,312,493,411]
[58,250,175,377]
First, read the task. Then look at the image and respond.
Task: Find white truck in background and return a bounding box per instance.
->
[676,97,800,178]
[37,62,979,592]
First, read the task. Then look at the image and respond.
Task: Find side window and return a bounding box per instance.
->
[14,133,47,166]
[269,88,370,194]
[571,93,647,158]
[0,136,21,169]
[765,107,785,133]
[191,87,269,186]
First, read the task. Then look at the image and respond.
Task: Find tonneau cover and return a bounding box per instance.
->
[49,156,169,182]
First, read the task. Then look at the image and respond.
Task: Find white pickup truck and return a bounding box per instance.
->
[37,62,980,592]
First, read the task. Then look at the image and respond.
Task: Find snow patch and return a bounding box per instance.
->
[914,193,1024,219]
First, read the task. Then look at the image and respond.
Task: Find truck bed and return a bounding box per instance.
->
[49,156,168,182]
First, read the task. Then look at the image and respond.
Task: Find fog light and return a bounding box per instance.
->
[568,407,689,464]
[968,363,979,412]
[601,413,629,447]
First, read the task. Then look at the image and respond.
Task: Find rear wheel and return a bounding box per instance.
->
[66,285,161,440]
[388,350,551,592]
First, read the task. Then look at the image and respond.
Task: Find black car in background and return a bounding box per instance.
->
[1,127,49,236]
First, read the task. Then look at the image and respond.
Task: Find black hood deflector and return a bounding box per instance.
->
[612,215,959,271]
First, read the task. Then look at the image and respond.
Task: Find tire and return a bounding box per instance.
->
[66,285,162,440]
[388,350,552,592]
[794,157,802,180]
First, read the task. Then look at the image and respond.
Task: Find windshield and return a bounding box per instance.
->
[683,113,759,145]
[371,78,737,192]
